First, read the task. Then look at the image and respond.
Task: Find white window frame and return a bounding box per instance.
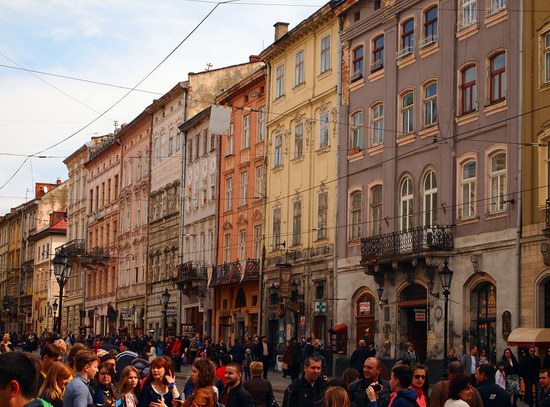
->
[459,0,477,29]
[276,64,285,98]
[371,185,382,236]
[227,123,234,156]
[294,123,304,158]
[274,135,283,167]
[317,192,328,240]
[350,191,362,241]
[240,171,248,206]
[321,35,331,73]
[424,82,438,127]
[295,50,305,86]
[239,230,246,260]
[258,107,266,142]
[489,152,506,213]
[399,177,414,231]
[460,160,477,219]
[545,32,550,84]
[350,111,363,150]
[422,171,438,226]
[292,200,302,246]
[255,166,264,200]
[226,177,233,211]
[254,225,262,260]
[401,91,414,135]
[272,207,281,250]
[372,103,384,146]
[319,112,329,148]
[224,234,231,263]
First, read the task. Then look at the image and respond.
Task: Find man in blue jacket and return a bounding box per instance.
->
[474,364,511,407]
[387,364,419,407]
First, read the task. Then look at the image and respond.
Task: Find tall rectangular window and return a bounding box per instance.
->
[401,92,414,134]
[273,207,281,249]
[153,137,160,165]
[372,103,384,145]
[176,129,181,151]
[239,230,246,260]
[292,200,302,246]
[371,186,382,236]
[461,65,477,114]
[243,114,250,148]
[372,36,384,72]
[350,192,362,241]
[226,177,233,211]
[319,113,329,148]
[489,153,506,213]
[461,160,476,219]
[490,53,506,103]
[295,50,304,86]
[240,171,248,206]
[294,123,304,158]
[258,107,266,142]
[352,47,364,80]
[424,82,438,126]
[168,128,174,156]
[461,0,477,27]
[224,234,231,263]
[321,35,331,73]
[255,166,264,200]
[274,135,283,167]
[424,7,438,43]
[227,123,234,156]
[254,225,262,259]
[317,192,328,240]
[276,65,285,98]
[350,111,363,149]
[545,33,550,84]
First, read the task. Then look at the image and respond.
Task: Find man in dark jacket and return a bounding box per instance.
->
[219,362,256,407]
[283,355,327,407]
[539,369,550,407]
[348,357,390,407]
[254,336,273,379]
[116,340,138,381]
[521,347,542,407]
[230,338,246,364]
[350,340,371,376]
[474,364,511,407]
[388,364,420,407]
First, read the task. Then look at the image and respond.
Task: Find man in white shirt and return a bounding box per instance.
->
[461,345,479,381]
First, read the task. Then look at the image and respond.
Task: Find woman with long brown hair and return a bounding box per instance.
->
[38,362,74,407]
[176,358,217,407]
[91,362,119,407]
[322,386,350,407]
[138,356,180,407]
[119,365,141,407]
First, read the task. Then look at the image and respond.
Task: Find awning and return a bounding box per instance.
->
[329,323,348,334]
[507,328,550,347]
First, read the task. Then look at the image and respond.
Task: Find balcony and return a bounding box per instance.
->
[64,239,86,258]
[544,200,550,236]
[176,261,207,296]
[210,259,260,287]
[83,247,110,267]
[361,225,453,267]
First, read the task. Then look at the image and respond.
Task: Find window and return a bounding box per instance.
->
[153,137,160,165]
[224,234,231,263]
[176,130,181,151]
[423,171,438,226]
[239,230,246,260]
[460,0,477,28]
[321,35,331,73]
[240,171,248,206]
[274,135,283,167]
[319,112,329,148]
[203,129,208,155]
[294,123,304,158]
[243,114,250,148]
[352,47,364,80]
[461,160,477,219]
[292,200,302,246]
[273,207,281,249]
[195,134,200,159]
[399,177,413,231]
[424,82,438,126]
[401,92,414,134]
[168,128,174,156]
[424,6,438,43]
[258,107,266,142]
[461,65,477,114]
[489,152,506,213]
[295,50,304,86]
[371,186,382,236]
[255,166,264,200]
[490,52,506,103]
[350,111,363,150]
[372,35,384,72]
[227,123,234,155]
[401,19,415,54]
[317,192,328,239]
[226,177,233,211]
[350,191,362,241]
[545,33,550,84]
[276,65,285,98]
[210,132,216,152]
[209,174,216,202]
[372,103,384,145]
[254,225,262,259]
[488,0,506,14]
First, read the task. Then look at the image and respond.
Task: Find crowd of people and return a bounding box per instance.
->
[2,330,550,407]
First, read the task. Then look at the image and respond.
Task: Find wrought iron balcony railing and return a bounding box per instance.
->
[83,246,110,266]
[210,259,260,287]
[361,225,453,263]
[178,262,207,283]
[64,239,86,257]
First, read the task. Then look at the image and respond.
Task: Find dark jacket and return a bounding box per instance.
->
[138,382,177,407]
[115,349,138,382]
[255,341,273,361]
[539,388,550,407]
[283,376,327,407]
[476,379,511,407]
[220,383,256,407]
[348,377,390,407]
[520,355,541,381]
[231,342,246,363]
[392,389,420,407]
[243,377,273,407]
[350,347,371,373]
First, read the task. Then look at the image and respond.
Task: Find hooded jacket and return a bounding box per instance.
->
[391,389,420,407]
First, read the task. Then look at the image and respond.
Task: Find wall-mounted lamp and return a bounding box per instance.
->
[376,285,387,308]
[427,279,439,298]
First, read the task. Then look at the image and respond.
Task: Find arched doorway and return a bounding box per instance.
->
[470,282,497,363]
[355,291,376,345]
[398,284,427,362]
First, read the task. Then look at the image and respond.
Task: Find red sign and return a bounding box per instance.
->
[415,311,426,322]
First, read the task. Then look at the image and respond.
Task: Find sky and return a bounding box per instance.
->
[0,0,327,215]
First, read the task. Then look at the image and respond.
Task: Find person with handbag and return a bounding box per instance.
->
[243,361,278,407]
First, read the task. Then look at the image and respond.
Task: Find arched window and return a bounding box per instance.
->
[489,152,506,213]
[461,160,476,219]
[424,82,438,126]
[371,103,384,146]
[274,135,283,167]
[235,287,247,308]
[423,171,437,226]
[350,191,362,241]
[424,6,438,42]
[401,91,414,134]
[461,65,477,114]
[399,177,414,231]
[401,19,415,52]
[350,111,363,149]
[372,35,384,71]
[470,282,497,363]
[490,52,506,103]
[352,46,364,80]
[371,186,383,236]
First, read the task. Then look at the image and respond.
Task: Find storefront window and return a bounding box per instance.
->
[470,282,497,363]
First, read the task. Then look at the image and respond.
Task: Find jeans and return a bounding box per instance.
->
[524,378,541,406]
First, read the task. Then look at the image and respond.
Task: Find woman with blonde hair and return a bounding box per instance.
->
[38,362,74,407]
[119,365,140,407]
[243,361,274,407]
[322,386,350,407]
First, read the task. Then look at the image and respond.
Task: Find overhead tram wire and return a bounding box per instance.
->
[0,0,229,191]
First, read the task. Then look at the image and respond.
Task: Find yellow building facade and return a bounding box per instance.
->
[260,3,339,347]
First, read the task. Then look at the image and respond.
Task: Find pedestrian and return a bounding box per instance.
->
[544,350,550,370]
[302,338,315,364]
[219,362,256,407]
[38,343,63,390]
[244,349,253,380]
[412,364,430,407]
[501,348,520,407]
[350,339,371,376]
[189,333,201,364]
[256,336,273,379]
[171,336,184,372]
[90,362,119,407]
[287,337,302,381]
[145,339,157,364]
[461,345,479,382]
[447,349,459,365]
[495,362,506,390]
[216,354,232,389]
[403,342,419,366]
[243,361,275,407]
[0,333,14,352]
[341,368,360,387]
[175,358,218,407]
[478,349,490,366]
[520,346,541,407]
[138,356,181,407]
[348,357,390,407]
[321,386,350,407]
[214,337,228,363]
[63,349,99,407]
[429,361,484,407]
[444,374,473,407]
[116,340,139,382]
[38,361,74,407]
[474,364,511,407]
[283,355,326,407]
[539,368,550,407]
[0,352,42,407]
[118,365,140,407]
[230,338,246,365]
[312,339,327,376]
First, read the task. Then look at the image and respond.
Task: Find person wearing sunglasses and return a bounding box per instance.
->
[411,364,429,407]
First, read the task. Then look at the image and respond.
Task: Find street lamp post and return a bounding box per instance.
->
[161,288,171,339]
[52,248,72,335]
[52,300,58,332]
[439,259,454,380]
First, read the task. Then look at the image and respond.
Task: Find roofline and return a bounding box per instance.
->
[178,106,212,133]
[216,67,266,105]
[63,143,89,165]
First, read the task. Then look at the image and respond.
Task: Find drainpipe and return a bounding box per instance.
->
[144,110,154,333]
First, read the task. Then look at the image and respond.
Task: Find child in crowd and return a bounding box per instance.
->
[244,348,253,380]
[495,361,507,390]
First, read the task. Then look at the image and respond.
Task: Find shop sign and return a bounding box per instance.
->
[278,263,292,298]
[414,310,426,322]
[359,302,371,313]
[165,307,177,316]
[315,301,327,313]
[181,324,195,335]
[121,309,132,321]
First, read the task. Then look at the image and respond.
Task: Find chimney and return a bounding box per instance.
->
[249,55,261,63]
[274,22,289,41]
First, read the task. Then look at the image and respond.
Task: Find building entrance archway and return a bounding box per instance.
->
[398,283,427,362]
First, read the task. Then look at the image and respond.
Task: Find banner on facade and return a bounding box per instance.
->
[207,265,213,288]
[121,309,132,321]
[278,263,292,298]
[239,260,246,283]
